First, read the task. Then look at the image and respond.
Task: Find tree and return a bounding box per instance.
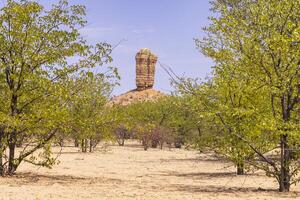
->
[125,100,163,150]
[120,97,177,150]
[173,77,266,175]
[66,71,118,152]
[194,0,300,191]
[0,0,114,175]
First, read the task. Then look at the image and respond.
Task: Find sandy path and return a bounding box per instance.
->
[0,142,299,200]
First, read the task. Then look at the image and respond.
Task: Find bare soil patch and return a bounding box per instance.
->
[0,141,299,200]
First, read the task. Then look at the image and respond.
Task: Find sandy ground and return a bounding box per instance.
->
[0,141,299,200]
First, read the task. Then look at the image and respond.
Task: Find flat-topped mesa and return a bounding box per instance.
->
[135,48,158,91]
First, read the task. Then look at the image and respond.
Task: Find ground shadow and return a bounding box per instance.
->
[159,171,299,198]
[3,172,123,186]
[165,171,237,178]
[167,184,299,198]
[159,156,225,163]
[52,151,82,155]
[13,172,87,185]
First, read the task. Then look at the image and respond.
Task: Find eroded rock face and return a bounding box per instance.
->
[135,48,158,91]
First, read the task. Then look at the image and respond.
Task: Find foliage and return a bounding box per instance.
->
[0,0,117,175]
[114,96,182,150]
[174,0,300,192]
[65,71,118,152]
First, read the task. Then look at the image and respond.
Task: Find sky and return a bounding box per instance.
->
[28,0,214,95]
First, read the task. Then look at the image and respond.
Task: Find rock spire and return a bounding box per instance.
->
[135,48,158,91]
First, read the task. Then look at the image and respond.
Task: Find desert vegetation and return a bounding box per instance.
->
[0,0,299,199]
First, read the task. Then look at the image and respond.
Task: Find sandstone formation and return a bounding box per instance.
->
[135,48,158,91]
[107,89,165,106]
[108,48,164,107]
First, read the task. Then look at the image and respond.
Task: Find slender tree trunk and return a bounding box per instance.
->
[74,139,79,147]
[120,132,125,146]
[279,134,290,192]
[81,139,88,152]
[197,127,201,137]
[237,162,244,175]
[160,141,163,149]
[0,136,3,176]
[117,138,124,146]
[151,140,158,148]
[8,93,18,175]
[59,138,64,147]
[0,153,3,176]
[8,144,16,174]
[279,95,291,192]
[81,139,86,152]
[8,131,17,175]
[236,151,245,175]
[0,129,4,176]
[142,138,148,151]
[89,139,93,152]
[85,139,88,152]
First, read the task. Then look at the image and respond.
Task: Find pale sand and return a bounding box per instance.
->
[0,142,299,200]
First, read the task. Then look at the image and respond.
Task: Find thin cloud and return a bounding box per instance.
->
[79,27,114,39]
[132,28,155,34]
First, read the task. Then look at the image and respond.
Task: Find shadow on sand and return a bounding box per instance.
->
[159,156,225,163]
[159,171,299,198]
[165,171,237,178]
[168,184,299,198]
[6,172,123,186]
[13,172,87,185]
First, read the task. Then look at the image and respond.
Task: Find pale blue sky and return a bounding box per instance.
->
[24,0,214,94]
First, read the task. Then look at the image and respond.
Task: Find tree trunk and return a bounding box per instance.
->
[89,139,93,152]
[142,139,148,151]
[237,162,244,175]
[74,139,79,147]
[279,134,290,192]
[8,144,16,174]
[8,93,18,175]
[81,139,87,152]
[0,130,4,176]
[0,154,3,176]
[8,131,17,175]
[85,139,88,152]
[0,140,3,176]
[117,138,124,146]
[197,127,202,137]
[59,138,64,147]
[174,138,182,148]
[236,152,244,175]
[151,140,158,148]
[278,95,291,192]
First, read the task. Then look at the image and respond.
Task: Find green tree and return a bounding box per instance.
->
[120,97,177,150]
[195,0,300,191]
[173,78,266,175]
[66,71,118,152]
[0,0,113,175]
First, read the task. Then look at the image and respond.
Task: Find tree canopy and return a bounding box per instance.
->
[173,0,300,192]
[0,0,118,175]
